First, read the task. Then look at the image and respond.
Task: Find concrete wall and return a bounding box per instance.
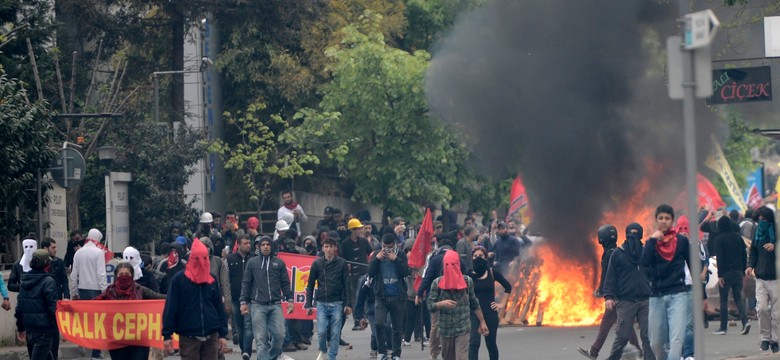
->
[294,191,383,237]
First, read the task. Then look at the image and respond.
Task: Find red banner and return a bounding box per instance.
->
[56,300,177,350]
[507,175,533,224]
[277,252,317,320]
[408,209,433,269]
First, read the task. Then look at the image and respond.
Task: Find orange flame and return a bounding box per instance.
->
[514,178,656,326]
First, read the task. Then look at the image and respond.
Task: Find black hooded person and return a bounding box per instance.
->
[159,242,187,294]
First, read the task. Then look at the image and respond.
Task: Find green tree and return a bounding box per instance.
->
[402,0,485,51]
[712,109,770,200]
[208,103,325,214]
[288,12,471,219]
[0,72,56,243]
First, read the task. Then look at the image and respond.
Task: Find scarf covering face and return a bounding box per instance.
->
[439,250,467,290]
[185,239,214,284]
[167,243,184,269]
[114,274,138,298]
[123,247,143,280]
[20,239,37,272]
[655,229,678,262]
[247,217,260,230]
[623,225,644,263]
[283,201,300,211]
[755,219,776,248]
[625,222,644,240]
[676,215,690,236]
[472,257,489,278]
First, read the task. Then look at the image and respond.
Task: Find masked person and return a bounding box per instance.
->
[159,243,187,294]
[428,250,488,360]
[712,215,750,336]
[747,206,779,353]
[96,262,165,360]
[579,225,641,360]
[468,247,511,360]
[123,246,159,292]
[162,239,228,359]
[602,223,654,360]
[9,239,37,292]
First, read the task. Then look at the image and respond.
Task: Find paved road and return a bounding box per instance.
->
[205,320,770,360]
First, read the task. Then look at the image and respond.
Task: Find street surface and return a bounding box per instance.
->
[166,321,772,360]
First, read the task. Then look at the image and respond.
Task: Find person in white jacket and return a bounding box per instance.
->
[277,190,307,234]
[69,228,108,359]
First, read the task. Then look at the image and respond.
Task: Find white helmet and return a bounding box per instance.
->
[275,219,290,232]
[199,212,214,224]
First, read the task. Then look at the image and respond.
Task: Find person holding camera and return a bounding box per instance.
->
[369,234,410,360]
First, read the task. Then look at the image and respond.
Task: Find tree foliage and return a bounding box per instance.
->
[208,103,324,213]
[0,72,55,240]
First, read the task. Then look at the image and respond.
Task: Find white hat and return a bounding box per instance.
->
[20,239,37,272]
[275,219,290,232]
[87,228,103,242]
[122,246,143,280]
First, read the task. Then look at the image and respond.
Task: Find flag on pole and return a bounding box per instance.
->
[697,173,727,210]
[507,175,532,224]
[705,135,747,211]
[408,209,433,269]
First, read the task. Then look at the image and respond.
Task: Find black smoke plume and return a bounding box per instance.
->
[426,1,718,261]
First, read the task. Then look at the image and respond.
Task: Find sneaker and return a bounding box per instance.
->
[772,342,779,353]
[741,320,752,335]
[317,352,328,360]
[295,343,308,350]
[339,338,350,346]
[369,350,378,358]
[241,353,250,360]
[378,354,389,360]
[712,329,727,335]
[683,357,694,360]
[282,343,297,352]
[577,347,597,360]
[423,340,430,346]
[402,340,411,346]
[761,341,770,351]
[393,357,401,360]
[301,336,312,345]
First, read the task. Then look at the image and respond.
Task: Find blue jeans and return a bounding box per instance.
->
[683,291,694,358]
[649,291,690,360]
[232,299,253,355]
[79,289,103,358]
[317,302,343,360]
[250,304,285,360]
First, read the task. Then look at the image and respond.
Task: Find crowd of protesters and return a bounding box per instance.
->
[577,203,780,360]
[10,190,780,360]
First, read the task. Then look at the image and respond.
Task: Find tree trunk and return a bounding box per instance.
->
[171,6,185,124]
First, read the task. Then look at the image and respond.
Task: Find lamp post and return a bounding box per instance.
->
[153,57,212,126]
[97,146,117,250]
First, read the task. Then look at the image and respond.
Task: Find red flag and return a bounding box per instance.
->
[697,173,727,209]
[408,209,433,268]
[507,175,532,224]
[746,184,762,209]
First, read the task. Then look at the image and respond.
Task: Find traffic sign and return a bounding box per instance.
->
[685,9,720,50]
[50,148,85,189]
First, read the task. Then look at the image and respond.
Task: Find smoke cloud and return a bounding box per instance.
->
[426,1,718,260]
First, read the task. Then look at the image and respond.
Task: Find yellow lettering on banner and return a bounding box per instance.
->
[137,313,148,339]
[72,312,83,338]
[112,314,124,339]
[84,313,94,339]
[94,313,106,339]
[126,313,136,340]
[58,312,71,336]
[148,313,161,340]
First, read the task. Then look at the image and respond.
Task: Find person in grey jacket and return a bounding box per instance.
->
[239,236,293,360]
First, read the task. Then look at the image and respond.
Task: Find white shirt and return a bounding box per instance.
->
[277,204,308,232]
[69,241,107,294]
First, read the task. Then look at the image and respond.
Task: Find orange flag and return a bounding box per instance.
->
[408,209,433,268]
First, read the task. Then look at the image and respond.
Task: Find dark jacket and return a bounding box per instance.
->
[367,249,409,300]
[239,253,292,305]
[603,247,651,302]
[50,257,70,299]
[493,234,531,273]
[640,234,691,297]
[354,276,375,319]
[340,237,373,275]
[8,262,22,292]
[713,217,747,276]
[15,270,58,333]
[749,235,777,280]
[162,272,228,340]
[227,251,253,301]
[304,256,351,308]
[597,246,616,296]
[137,268,160,293]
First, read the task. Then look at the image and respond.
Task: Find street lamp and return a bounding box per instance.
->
[153,56,213,126]
[97,146,117,250]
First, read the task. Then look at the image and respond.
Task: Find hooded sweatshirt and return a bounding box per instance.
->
[239,239,293,305]
[713,216,747,276]
[603,226,651,302]
[15,270,58,333]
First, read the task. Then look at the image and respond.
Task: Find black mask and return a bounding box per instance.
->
[473,257,488,277]
[305,244,316,254]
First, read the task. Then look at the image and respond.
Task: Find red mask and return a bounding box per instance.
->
[115,274,137,297]
[185,239,214,284]
[438,250,467,290]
